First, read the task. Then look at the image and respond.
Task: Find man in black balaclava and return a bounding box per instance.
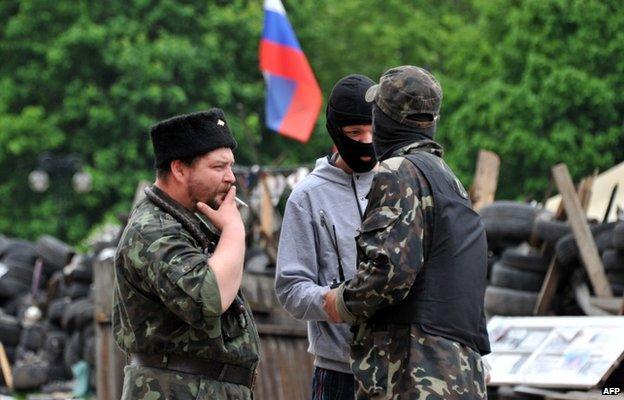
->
[276,75,377,400]
[326,74,377,173]
[323,66,491,399]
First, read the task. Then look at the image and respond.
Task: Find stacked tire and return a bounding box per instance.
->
[555,221,623,297]
[0,235,99,394]
[480,202,551,317]
[0,240,39,300]
[0,311,21,364]
[485,245,550,316]
[601,221,624,296]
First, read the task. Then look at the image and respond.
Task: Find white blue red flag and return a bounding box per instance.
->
[260,0,322,143]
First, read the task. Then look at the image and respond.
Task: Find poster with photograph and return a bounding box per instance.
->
[484,316,624,388]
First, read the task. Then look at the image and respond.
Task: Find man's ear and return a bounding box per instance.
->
[170,159,187,183]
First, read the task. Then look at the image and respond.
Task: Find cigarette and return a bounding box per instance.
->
[235,196,249,208]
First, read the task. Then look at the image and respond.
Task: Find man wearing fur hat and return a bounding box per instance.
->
[113,109,259,399]
[323,66,491,399]
[275,74,377,400]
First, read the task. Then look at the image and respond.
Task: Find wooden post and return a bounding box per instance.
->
[552,164,612,297]
[534,258,560,315]
[470,150,500,211]
[260,174,274,240]
[577,174,596,213]
[92,181,150,400]
[0,342,13,391]
[94,251,126,400]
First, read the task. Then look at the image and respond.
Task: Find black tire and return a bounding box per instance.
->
[533,217,571,244]
[46,361,72,381]
[47,297,71,326]
[65,257,93,284]
[0,240,37,264]
[42,330,68,362]
[3,345,15,363]
[480,201,539,242]
[484,285,538,316]
[19,323,46,351]
[61,298,94,331]
[613,222,624,250]
[0,276,30,300]
[12,361,49,391]
[0,312,21,346]
[602,249,624,272]
[82,334,95,366]
[46,270,68,299]
[0,241,37,288]
[500,248,549,274]
[66,282,91,300]
[555,223,616,266]
[2,261,34,283]
[490,262,545,292]
[35,235,74,273]
[607,272,624,285]
[64,330,83,367]
[1,293,31,317]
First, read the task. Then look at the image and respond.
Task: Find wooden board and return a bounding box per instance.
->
[534,257,560,315]
[470,150,500,211]
[552,164,612,297]
[0,342,12,390]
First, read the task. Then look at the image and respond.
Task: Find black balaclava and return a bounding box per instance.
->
[326,74,376,173]
[372,103,436,162]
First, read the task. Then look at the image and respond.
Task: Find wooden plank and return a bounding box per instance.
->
[552,164,612,297]
[534,257,560,315]
[260,175,274,240]
[0,342,12,391]
[578,174,596,213]
[588,296,622,315]
[94,255,126,400]
[470,150,500,211]
[257,323,308,337]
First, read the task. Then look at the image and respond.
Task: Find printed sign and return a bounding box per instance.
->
[485,316,624,389]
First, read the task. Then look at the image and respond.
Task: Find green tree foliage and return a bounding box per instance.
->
[441,0,624,199]
[0,0,622,243]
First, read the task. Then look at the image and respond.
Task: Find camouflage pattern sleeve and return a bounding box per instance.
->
[129,224,222,330]
[336,156,431,323]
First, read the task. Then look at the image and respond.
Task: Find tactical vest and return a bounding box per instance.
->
[370,150,490,355]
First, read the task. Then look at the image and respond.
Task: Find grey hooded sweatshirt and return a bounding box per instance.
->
[275,155,375,373]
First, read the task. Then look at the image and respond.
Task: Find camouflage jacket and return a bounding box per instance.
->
[335,141,487,399]
[112,186,260,370]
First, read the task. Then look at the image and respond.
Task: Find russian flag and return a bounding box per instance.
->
[260,0,322,143]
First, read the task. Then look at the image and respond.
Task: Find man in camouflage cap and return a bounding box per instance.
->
[113,108,260,400]
[323,66,491,399]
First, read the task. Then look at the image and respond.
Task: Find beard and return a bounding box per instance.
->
[187,176,231,210]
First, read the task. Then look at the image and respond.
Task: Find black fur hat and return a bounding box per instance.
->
[150,108,237,168]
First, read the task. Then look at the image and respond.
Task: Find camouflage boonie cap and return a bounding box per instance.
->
[365,65,442,128]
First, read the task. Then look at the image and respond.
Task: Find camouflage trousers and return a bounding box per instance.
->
[350,324,487,400]
[122,365,253,400]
